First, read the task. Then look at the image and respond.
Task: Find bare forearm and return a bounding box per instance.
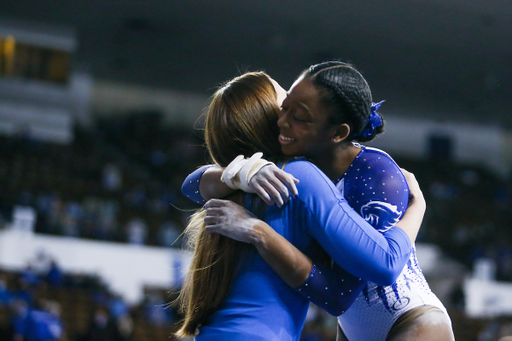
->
[397,169,426,244]
[250,221,312,288]
[199,167,235,200]
[395,199,426,243]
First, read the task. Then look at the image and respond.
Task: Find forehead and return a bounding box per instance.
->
[289,77,318,98]
[288,77,322,109]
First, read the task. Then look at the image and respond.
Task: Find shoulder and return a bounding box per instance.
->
[360,146,400,170]
[345,147,409,232]
[281,158,342,199]
[281,157,322,176]
[350,146,405,183]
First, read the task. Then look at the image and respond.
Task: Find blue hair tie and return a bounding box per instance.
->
[358,100,385,137]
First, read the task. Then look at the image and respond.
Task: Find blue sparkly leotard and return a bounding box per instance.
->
[182,158,412,341]
[331,146,450,341]
[292,145,449,340]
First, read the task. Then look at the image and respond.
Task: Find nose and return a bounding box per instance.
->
[277,109,289,128]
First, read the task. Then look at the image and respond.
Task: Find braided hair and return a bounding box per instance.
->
[301,61,384,143]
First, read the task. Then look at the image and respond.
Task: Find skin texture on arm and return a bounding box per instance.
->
[251,220,313,288]
[251,219,365,316]
[203,199,312,288]
[394,169,425,244]
[181,165,226,205]
[199,166,234,201]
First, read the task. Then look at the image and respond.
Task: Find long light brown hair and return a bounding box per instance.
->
[174,72,283,338]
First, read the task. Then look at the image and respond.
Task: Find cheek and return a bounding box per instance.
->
[295,126,321,143]
[300,129,332,151]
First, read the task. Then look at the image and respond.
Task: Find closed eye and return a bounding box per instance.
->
[293,116,309,122]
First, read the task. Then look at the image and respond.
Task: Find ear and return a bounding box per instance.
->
[332,124,351,143]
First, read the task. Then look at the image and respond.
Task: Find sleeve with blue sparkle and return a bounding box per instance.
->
[338,147,409,233]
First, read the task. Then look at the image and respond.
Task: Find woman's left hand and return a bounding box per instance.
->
[203,199,262,244]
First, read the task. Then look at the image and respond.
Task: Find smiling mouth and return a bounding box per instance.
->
[279,134,295,144]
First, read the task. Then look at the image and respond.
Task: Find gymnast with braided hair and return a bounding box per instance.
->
[176,70,427,341]
[182,61,454,340]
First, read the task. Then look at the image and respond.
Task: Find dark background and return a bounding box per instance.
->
[2,0,511,126]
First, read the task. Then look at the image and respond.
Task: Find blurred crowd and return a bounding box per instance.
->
[0,112,203,247]
[396,156,512,282]
[0,254,179,341]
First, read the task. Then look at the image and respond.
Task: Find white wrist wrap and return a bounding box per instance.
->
[221,155,246,189]
[221,152,273,192]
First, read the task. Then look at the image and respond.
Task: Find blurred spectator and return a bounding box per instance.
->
[17,190,35,207]
[60,202,83,238]
[300,325,324,341]
[125,218,147,245]
[11,206,37,233]
[448,276,466,312]
[12,299,30,341]
[12,278,34,306]
[20,265,39,288]
[96,200,119,241]
[45,260,63,287]
[494,185,510,208]
[0,276,13,306]
[13,299,63,341]
[32,251,52,275]
[108,294,129,321]
[115,315,133,341]
[82,197,101,239]
[27,300,63,341]
[46,196,63,236]
[459,169,480,187]
[142,292,173,326]
[496,243,512,281]
[157,220,181,248]
[300,305,327,341]
[35,193,61,235]
[102,164,122,192]
[82,307,118,341]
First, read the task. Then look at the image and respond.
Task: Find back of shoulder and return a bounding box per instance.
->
[359,147,404,180]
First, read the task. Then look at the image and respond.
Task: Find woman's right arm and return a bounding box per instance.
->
[181,165,232,205]
[394,168,426,243]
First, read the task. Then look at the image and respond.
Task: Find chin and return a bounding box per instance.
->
[281,148,297,157]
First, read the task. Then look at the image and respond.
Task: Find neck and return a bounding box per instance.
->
[310,143,361,181]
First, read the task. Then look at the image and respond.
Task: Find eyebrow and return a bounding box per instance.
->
[286,91,314,116]
[297,101,313,115]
